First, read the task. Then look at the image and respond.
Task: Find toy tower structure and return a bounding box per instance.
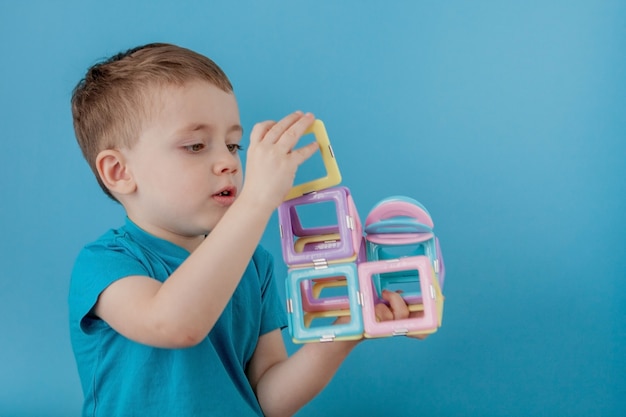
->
[278,120,446,343]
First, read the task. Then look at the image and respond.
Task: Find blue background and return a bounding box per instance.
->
[1,1,624,416]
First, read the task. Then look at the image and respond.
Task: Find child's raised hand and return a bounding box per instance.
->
[375,290,429,340]
[241,111,319,210]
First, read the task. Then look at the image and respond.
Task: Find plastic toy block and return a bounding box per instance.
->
[364,195,445,290]
[299,239,368,312]
[365,196,433,235]
[358,256,442,338]
[312,277,347,299]
[296,231,367,261]
[286,264,364,343]
[276,143,448,343]
[278,186,362,268]
[303,309,352,328]
[300,276,351,313]
[434,237,446,289]
[374,272,423,305]
[366,235,445,290]
[366,237,437,260]
[284,119,342,201]
[294,233,341,254]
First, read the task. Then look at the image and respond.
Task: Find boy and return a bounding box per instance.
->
[69,43,413,417]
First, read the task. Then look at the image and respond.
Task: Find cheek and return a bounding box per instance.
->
[144,163,196,194]
[235,168,244,188]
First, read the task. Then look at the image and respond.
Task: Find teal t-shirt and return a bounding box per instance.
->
[68,218,287,417]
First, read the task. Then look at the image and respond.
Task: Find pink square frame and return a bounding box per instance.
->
[358,256,440,338]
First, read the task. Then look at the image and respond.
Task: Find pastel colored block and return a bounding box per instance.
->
[294,233,341,254]
[303,309,352,328]
[366,237,436,260]
[375,272,423,304]
[281,189,447,342]
[435,237,446,289]
[278,186,362,268]
[365,196,433,235]
[299,239,367,312]
[367,237,444,290]
[366,232,434,245]
[358,256,442,338]
[364,195,445,288]
[285,264,364,343]
[284,119,342,201]
[300,276,351,313]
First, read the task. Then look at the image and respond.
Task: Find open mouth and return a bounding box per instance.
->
[213,186,236,198]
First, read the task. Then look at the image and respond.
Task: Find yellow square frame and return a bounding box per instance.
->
[284,119,342,201]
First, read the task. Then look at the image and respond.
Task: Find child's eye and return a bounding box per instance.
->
[184,143,205,153]
[227,144,244,154]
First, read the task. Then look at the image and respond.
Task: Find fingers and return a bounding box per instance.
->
[249,111,318,170]
[378,290,410,321]
[267,111,313,145]
[374,303,395,322]
[374,291,431,340]
[252,111,314,148]
[243,111,318,208]
[291,140,319,165]
[249,120,276,144]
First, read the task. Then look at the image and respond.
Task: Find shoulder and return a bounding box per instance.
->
[251,244,273,265]
[81,225,138,254]
[75,224,155,267]
[70,225,151,292]
[247,245,277,284]
[251,244,281,274]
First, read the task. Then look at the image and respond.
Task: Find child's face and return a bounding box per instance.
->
[122,80,244,249]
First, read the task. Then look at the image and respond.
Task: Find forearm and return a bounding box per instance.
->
[153,113,317,340]
[256,340,359,417]
[153,192,275,341]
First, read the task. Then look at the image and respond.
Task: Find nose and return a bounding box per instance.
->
[212,146,240,175]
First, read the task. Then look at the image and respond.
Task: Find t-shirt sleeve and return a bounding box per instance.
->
[254,247,288,335]
[68,243,150,334]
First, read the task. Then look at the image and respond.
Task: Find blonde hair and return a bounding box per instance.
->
[71,43,233,200]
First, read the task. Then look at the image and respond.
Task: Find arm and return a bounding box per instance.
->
[94,112,319,348]
[247,291,425,417]
[247,330,358,417]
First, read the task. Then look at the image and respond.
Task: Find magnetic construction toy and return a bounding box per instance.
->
[279,119,446,343]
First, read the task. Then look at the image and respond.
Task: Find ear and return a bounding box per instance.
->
[96,149,136,196]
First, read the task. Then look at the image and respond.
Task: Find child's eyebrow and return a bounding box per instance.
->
[177,123,244,135]
[229,124,244,135]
